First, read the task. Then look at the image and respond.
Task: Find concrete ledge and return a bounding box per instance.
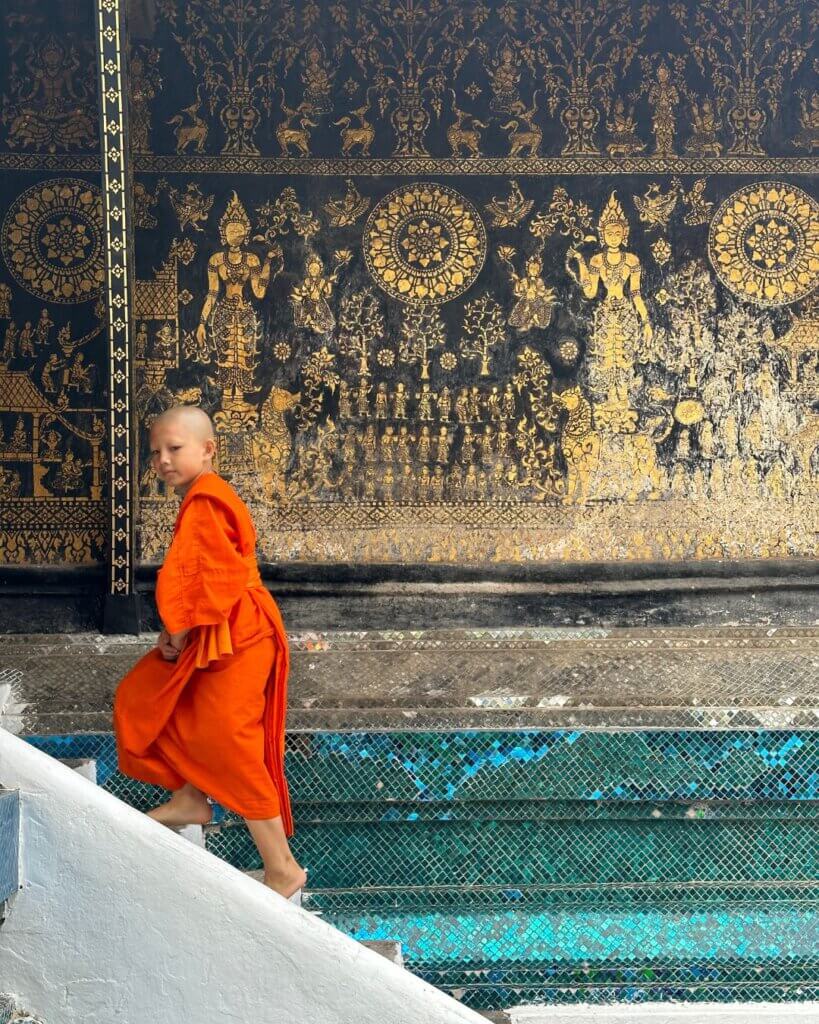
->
[2,627,818,733]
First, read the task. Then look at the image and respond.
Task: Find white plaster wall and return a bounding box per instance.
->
[0,728,483,1024]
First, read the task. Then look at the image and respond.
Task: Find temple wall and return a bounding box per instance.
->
[0,1,817,625]
[0,1,105,566]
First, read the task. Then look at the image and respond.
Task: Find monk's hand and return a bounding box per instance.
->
[168,629,190,656]
[157,628,180,661]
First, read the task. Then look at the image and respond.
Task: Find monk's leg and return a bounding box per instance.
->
[245,816,306,898]
[147,781,212,827]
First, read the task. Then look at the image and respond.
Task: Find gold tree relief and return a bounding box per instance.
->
[460,295,507,377]
[399,304,446,381]
[349,0,470,156]
[527,0,649,156]
[653,262,718,389]
[294,346,340,430]
[172,0,279,155]
[671,0,808,156]
[511,346,562,499]
[338,288,385,379]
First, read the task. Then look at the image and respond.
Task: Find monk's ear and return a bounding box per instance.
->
[203,437,217,460]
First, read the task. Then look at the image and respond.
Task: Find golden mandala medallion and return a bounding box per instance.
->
[2,178,105,304]
[364,183,487,305]
[708,182,819,307]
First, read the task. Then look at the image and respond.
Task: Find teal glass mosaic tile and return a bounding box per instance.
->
[25,729,819,805]
[205,818,818,888]
[25,730,819,1010]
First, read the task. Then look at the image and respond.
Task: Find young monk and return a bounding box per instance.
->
[114,405,306,898]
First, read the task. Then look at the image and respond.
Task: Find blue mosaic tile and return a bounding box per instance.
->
[24,730,819,1010]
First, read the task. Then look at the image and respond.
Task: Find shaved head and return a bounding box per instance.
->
[151,405,215,441]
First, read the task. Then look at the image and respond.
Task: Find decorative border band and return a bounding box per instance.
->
[0,153,101,172]
[132,154,819,177]
[95,0,133,597]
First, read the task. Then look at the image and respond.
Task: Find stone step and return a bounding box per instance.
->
[24,730,819,808]
[4,627,819,735]
[312,901,819,989]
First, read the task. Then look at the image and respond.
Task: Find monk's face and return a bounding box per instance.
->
[149,418,215,492]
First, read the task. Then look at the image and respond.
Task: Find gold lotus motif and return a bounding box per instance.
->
[364,183,487,305]
[708,182,819,307]
[2,178,104,304]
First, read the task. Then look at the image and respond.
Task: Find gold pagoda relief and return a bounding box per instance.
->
[136,170,819,565]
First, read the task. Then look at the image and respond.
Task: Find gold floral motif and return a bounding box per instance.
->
[651,237,673,266]
[708,183,819,307]
[364,183,487,305]
[2,179,104,303]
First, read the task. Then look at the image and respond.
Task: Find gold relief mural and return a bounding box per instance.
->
[0,0,106,565]
[134,168,819,565]
[0,0,801,568]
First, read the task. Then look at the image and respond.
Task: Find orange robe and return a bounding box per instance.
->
[114,472,293,834]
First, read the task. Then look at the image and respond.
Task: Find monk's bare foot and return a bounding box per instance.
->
[263,864,308,899]
[147,788,211,827]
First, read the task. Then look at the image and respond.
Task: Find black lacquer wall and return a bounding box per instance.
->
[1,0,817,572]
[0,0,106,565]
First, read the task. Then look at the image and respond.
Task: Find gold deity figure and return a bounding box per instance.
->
[488,38,521,113]
[374,382,389,419]
[291,251,348,334]
[504,253,556,331]
[606,98,645,156]
[647,63,679,157]
[568,192,652,433]
[197,192,279,414]
[686,98,722,156]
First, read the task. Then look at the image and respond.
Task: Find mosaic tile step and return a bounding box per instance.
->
[4,626,819,732]
[205,818,818,890]
[23,731,819,805]
[425,979,819,1011]
[319,902,819,1009]
[324,904,819,973]
[21,731,819,1011]
[303,882,819,913]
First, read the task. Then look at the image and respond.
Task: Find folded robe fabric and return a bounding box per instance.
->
[114,471,293,833]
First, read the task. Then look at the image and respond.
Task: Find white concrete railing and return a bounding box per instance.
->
[0,728,483,1024]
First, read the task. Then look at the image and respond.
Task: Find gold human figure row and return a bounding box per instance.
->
[337,380,520,424]
[338,420,520,469]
